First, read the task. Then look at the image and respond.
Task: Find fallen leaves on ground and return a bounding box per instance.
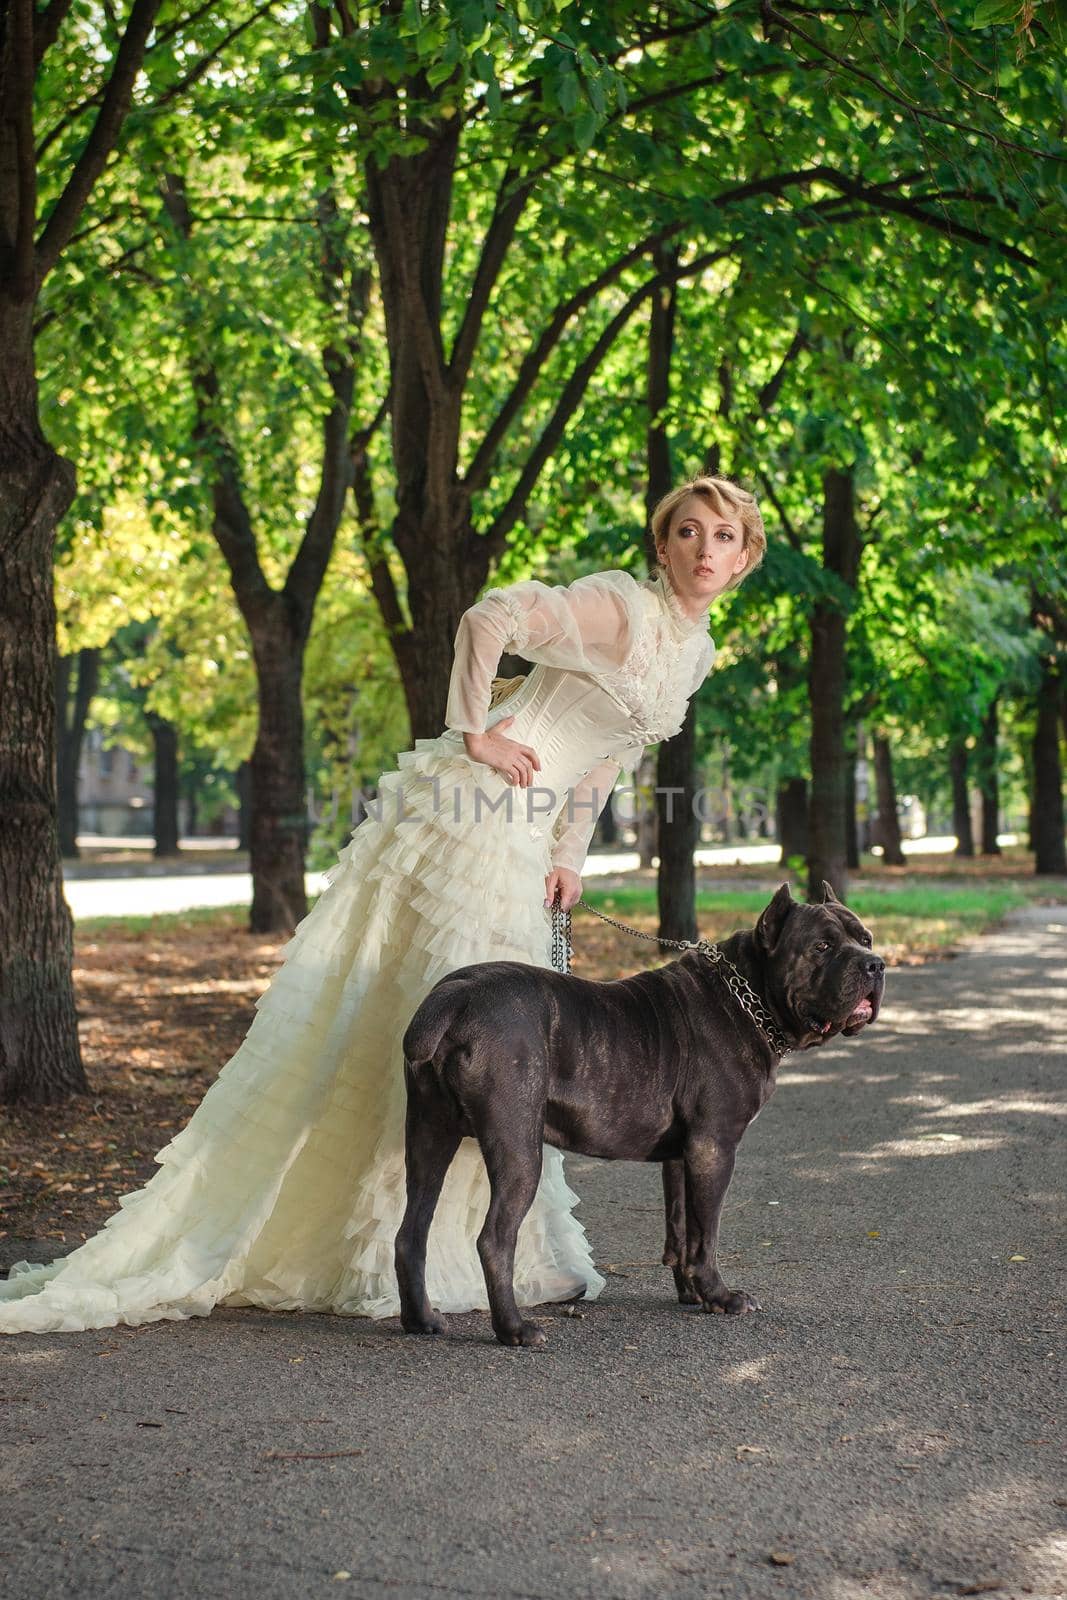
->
[0,912,284,1245]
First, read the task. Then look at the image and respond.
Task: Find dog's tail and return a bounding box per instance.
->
[402,974,472,1068]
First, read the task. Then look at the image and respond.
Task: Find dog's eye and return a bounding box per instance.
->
[813,940,830,954]
[861,934,873,948]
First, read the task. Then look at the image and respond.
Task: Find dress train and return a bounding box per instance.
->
[0,731,605,1334]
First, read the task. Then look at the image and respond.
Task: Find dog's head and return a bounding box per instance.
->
[755,882,886,1050]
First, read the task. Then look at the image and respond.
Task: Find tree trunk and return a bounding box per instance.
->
[644,244,695,945]
[950,740,974,857]
[184,771,199,840]
[394,524,484,738]
[1032,659,1066,875]
[147,711,180,858]
[845,729,860,871]
[0,301,87,1102]
[657,700,700,944]
[248,616,309,931]
[720,745,733,842]
[873,734,906,866]
[977,698,1002,855]
[599,792,618,847]
[807,468,860,902]
[777,777,808,865]
[635,752,657,869]
[55,646,99,858]
[237,760,252,851]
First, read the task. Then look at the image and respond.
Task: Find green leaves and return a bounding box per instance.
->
[971,0,1022,25]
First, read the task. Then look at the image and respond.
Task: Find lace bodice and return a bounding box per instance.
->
[443,566,716,874]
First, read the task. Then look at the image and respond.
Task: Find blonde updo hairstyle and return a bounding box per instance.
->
[650,474,766,594]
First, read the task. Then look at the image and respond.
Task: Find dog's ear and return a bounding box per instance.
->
[757,883,794,952]
[819,879,840,905]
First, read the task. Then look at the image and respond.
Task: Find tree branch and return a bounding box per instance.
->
[464,222,684,494]
[36,0,163,281]
[480,245,734,561]
[33,0,74,65]
[285,185,363,623]
[448,163,537,389]
[158,171,272,614]
[152,1,278,113]
[757,471,803,552]
[763,4,1064,164]
[757,327,807,414]
[814,167,1040,268]
[36,1,273,161]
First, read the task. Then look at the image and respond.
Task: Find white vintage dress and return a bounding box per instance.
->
[0,566,714,1333]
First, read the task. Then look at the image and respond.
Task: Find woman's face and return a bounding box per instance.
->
[657,492,748,610]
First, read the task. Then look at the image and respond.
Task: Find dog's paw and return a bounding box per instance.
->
[702,1289,761,1316]
[670,1266,702,1306]
[401,1312,448,1336]
[496,1319,548,1349]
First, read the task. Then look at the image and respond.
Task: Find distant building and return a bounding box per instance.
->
[77,731,154,837]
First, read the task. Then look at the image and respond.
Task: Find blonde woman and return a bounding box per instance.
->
[0,476,765,1334]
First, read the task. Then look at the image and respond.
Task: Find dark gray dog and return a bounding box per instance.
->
[396,882,885,1347]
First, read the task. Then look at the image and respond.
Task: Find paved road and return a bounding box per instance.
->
[62,835,984,922]
[2,905,1064,1599]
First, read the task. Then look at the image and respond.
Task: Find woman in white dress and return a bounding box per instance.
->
[0,475,765,1334]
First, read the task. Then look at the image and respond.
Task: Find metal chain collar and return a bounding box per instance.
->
[549,895,792,1059]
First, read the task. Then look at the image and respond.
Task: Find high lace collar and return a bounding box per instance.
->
[642,564,712,640]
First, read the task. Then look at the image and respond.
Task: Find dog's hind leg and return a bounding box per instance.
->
[662,1160,700,1305]
[476,1125,546,1349]
[395,1066,463,1336]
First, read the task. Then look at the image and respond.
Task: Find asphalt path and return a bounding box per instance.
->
[1,904,1064,1600]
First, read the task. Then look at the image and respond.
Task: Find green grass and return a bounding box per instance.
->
[581,880,1039,961]
[585,880,1033,918]
[76,903,252,939]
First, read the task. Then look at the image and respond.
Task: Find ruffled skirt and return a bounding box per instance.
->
[0,734,605,1334]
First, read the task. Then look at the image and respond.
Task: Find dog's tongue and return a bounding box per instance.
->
[847,995,874,1024]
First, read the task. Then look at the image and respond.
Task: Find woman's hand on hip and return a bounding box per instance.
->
[463,717,542,787]
[544,866,581,913]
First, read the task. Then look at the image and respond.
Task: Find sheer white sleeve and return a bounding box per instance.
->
[445,570,646,736]
[549,758,622,875]
[692,635,716,694]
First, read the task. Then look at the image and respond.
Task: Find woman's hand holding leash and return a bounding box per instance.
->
[463,717,542,788]
[544,867,581,913]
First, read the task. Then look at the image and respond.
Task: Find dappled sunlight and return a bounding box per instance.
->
[718,1355,777,1385]
[1023,1531,1067,1592]
[824,1580,926,1600]
[835,1475,1067,1599]
[930,1095,1067,1118]
[839,1133,1005,1162]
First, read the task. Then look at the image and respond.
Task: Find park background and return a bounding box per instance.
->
[1,0,1064,1154]
[0,0,1062,1203]
[1,7,1066,1599]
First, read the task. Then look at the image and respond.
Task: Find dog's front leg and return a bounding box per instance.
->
[682,1139,760,1316]
[661,1160,699,1305]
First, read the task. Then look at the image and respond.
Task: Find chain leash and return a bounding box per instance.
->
[549,894,791,1058]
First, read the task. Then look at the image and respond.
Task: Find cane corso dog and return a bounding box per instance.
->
[396,882,885,1347]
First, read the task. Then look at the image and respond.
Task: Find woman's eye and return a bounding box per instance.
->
[715,528,735,541]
